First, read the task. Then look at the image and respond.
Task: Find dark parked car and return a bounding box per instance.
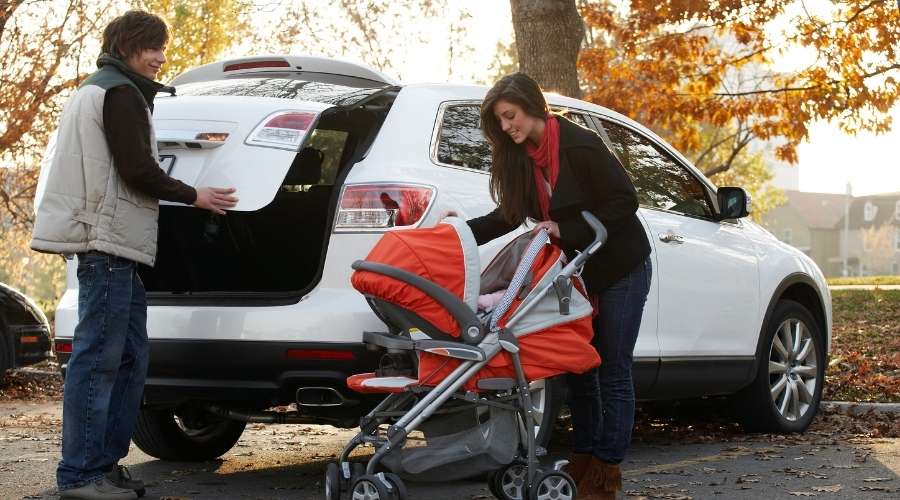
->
[0,282,52,374]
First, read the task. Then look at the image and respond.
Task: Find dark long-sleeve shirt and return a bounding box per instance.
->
[103,85,197,205]
[467,116,651,293]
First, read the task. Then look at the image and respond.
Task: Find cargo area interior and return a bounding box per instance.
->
[138,90,398,299]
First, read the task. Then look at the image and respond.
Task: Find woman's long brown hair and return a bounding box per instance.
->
[480,72,549,225]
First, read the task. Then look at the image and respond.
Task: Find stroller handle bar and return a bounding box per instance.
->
[565,211,608,272]
[351,260,486,345]
[503,211,608,329]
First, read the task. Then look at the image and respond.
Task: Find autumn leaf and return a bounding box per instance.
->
[811,485,843,493]
[578,0,900,180]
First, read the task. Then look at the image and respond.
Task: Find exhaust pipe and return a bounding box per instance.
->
[204,404,324,424]
[296,386,354,407]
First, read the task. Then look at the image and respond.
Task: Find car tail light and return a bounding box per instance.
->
[224,59,290,72]
[195,132,229,142]
[55,340,72,353]
[245,111,317,151]
[335,183,435,231]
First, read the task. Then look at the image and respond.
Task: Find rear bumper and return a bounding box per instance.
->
[11,324,52,368]
[57,338,383,412]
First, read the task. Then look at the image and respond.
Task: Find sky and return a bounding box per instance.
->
[363,1,900,197]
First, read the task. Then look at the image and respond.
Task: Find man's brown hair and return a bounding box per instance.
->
[101,10,169,60]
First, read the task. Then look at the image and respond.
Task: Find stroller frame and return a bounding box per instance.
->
[330,212,608,500]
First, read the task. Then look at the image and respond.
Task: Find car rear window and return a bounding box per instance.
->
[173,77,387,106]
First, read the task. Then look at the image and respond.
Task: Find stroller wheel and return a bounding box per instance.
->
[325,462,341,500]
[493,462,528,500]
[383,472,407,500]
[527,470,576,500]
[350,473,394,500]
[487,470,502,499]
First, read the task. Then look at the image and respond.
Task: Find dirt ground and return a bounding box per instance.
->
[1,397,897,500]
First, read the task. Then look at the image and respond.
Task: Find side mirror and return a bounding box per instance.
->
[716,187,751,220]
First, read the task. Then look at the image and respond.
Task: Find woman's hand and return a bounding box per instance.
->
[532,220,559,238]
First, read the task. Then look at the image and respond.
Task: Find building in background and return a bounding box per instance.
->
[761,191,900,277]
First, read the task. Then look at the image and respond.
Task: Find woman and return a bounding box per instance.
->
[465,73,652,500]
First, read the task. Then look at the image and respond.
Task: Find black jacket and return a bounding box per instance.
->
[467,116,651,293]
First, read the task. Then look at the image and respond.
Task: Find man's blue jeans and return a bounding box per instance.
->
[57,251,149,490]
[567,256,652,464]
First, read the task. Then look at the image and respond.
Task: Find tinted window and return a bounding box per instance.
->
[436,104,492,172]
[600,120,713,218]
[171,78,383,106]
[304,129,349,185]
[561,111,590,129]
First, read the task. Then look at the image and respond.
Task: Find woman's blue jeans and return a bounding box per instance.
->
[57,252,149,490]
[566,256,652,464]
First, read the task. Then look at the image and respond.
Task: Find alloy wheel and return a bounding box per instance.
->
[768,317,819,421]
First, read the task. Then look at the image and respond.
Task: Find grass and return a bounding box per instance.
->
[824,289,900,403]
[827,275,900,286]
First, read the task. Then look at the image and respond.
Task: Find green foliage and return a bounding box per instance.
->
[0,225,66,314]
[485,39,518,85]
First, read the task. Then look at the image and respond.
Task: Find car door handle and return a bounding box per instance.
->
[658,232,685,244]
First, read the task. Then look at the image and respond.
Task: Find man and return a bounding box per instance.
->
[31,10,238,500]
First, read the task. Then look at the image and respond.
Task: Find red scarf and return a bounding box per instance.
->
[525,115,560,221]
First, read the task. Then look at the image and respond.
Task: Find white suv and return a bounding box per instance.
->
[52,55,832,461]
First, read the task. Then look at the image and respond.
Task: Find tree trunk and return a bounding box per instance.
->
[509,0,583,98]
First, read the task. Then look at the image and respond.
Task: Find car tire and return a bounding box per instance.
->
[132,406,246,461]
[532,375,566,449]
[737,300,825,433]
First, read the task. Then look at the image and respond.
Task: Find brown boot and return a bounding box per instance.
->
[561,452,591,483]
[575,458,623,500]
[574,456,606,500]
[596,462,623,500]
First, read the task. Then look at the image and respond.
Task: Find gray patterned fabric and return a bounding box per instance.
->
[489,230,550,331]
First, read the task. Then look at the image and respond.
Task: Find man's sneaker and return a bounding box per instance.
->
[106,465,145,497]
[59,478,138,500]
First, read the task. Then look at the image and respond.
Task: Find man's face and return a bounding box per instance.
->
[125,46,167,80]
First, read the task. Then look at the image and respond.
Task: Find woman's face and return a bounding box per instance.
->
[493,99,543,145]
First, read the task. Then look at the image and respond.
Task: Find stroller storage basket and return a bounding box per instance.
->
[381,403,518,481]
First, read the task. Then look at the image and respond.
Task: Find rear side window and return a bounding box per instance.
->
[435,104,492,172]
[600,120,713,218]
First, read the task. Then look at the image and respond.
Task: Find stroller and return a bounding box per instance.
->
[325,211,608,500]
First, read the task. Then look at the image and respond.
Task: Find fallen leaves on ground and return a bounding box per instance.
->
[810,485,842,493]
[553,396,899,451]
[825,290,899,403]
[0,364,63,402]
